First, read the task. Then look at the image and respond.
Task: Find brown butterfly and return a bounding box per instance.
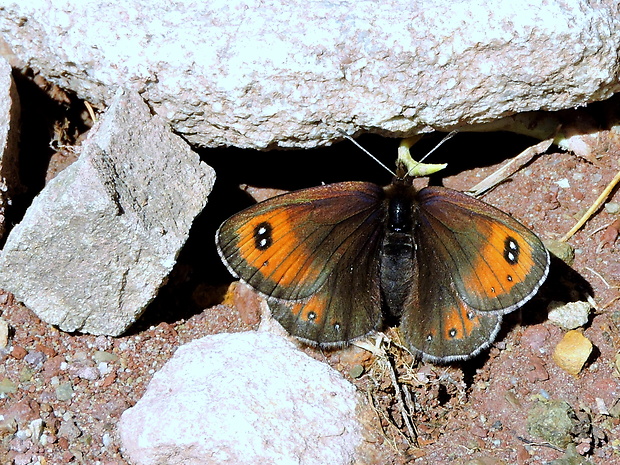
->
[216,146,549,362]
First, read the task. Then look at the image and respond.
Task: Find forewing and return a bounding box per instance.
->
[416,186,549,313]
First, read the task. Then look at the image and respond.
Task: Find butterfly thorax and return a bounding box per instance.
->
[380,178,419,319]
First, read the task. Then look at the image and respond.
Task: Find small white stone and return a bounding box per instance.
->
[29,418,44,443]
[595,397,609,415]
[547,300,591,329]
[0,318,9,348]
[102,432,112,448]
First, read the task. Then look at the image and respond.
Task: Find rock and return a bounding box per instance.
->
[527,399,576,449]
[28,418,44,444]
[57,418,81,441]
[548,443,595,465]
[54,382,73,402]
[544,240,575,265]
[119,331,362,465]
[23,350,46,369]
[1,1,619,149]
[0,89,215,335]
[0,377,17,394]
[552,330,593,376]
[0,317,9,348]
[0,55,22,240]
[547,301,591,330]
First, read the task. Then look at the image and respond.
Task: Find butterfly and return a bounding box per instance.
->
[216,144,550,363]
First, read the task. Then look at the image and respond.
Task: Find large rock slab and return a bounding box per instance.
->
[119,331,362,465]
[1,0,618,149]
[0,89,215,335]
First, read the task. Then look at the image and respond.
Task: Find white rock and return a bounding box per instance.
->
[547,300,591,329]
[28,418,44,443]
[119,332,362,465]
[1,1,618,149]
[0,89,215,335]
[0,55,22,240]
[0,317,8,348]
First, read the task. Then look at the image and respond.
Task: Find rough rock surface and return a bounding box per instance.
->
[1,0,619,149]
[0,89,215,335]
[0,54,21,240]
[119,331,362,465]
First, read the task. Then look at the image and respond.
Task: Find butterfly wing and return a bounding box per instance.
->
[416,186,549,312]
[400,239,503,362]
[401,186,549,361]
[216,181,386,345]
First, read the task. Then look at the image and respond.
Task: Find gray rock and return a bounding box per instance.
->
[0,55,22,239]
[119,331,362,465]
[527,399,576,449]
[0,89,215,335]
[1,1,618,149]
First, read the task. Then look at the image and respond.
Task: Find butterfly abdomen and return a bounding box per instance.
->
[380,183,418,319]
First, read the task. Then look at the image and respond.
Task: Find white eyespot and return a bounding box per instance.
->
[507,251,516,262]
[259,238,268,248]
[449,329,457,338]
[258,226,267,235]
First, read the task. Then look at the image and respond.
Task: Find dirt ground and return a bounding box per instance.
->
[0,75,619,464]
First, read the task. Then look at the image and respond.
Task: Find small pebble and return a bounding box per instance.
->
[58,419,81,440]
[75,366,100,381]
[102,432,112,448]
[11,345,27,360]
[0,318,9,348]
[604,202,620,214]
[93,350,118,363]
[348,364,364,379]
[29,418,44,443]
[553,330,593,376]
[55,382,74,401]
[24,351,47,369]
[527,399,574,448]
[0,377,17,394]
[547,301,591,329]
[544,240,575,265]
[595,397,609,416]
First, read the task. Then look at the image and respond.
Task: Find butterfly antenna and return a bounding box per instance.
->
[338,130,396,177]
[417,130,458,164]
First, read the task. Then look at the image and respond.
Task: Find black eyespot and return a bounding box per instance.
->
[449,328,457,338]
[503,237,520,265]
[253,222,273,250]
[307,311,316,321]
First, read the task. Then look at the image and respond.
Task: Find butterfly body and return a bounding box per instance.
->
[217,175,549,362]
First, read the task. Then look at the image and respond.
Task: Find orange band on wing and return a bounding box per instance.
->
[441,301,479,340]
[287,293,328,325]
[233,207,322,288]
[464,222,537,299]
